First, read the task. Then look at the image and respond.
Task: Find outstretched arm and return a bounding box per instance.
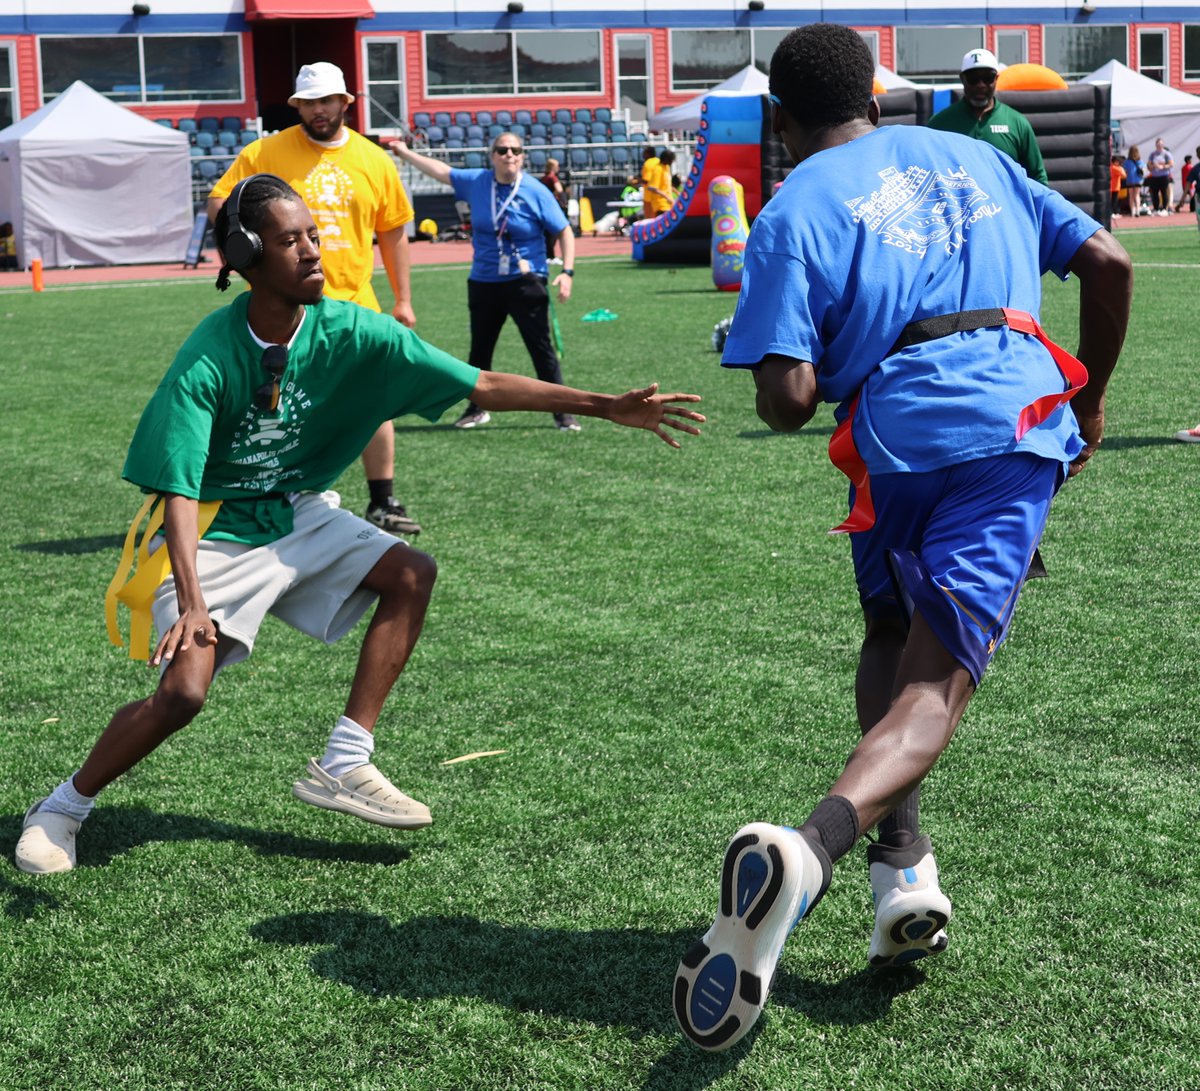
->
[471,373,704,448]
[153,494,218,667]
[389,140,454,187]
[752,355,819,432]
[1064,229,1133,477]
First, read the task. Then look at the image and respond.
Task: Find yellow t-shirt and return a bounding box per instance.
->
[210,126,412,312]
[647,161,675,214]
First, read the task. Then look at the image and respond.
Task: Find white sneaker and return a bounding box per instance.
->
[867,835,951,968]
[292,758,432,828]
[15,799,81,874]
[1173,425,1200,443]
[674,823,829,1051]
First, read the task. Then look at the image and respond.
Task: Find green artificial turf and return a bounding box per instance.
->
[1,227,1198,1090]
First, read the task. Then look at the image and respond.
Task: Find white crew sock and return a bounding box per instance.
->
[319,716,375,778]
[40,772,97,823]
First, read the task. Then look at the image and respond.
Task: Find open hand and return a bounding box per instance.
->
[151,606,218,667]
[609,383,705,448]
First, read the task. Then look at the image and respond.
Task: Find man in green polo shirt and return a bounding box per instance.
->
[928,48,1048,184]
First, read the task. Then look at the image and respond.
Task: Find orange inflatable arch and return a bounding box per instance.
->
[996,63,1068,91]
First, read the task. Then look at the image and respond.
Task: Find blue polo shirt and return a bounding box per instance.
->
[722,125,1100,475]
[449,168,569,283]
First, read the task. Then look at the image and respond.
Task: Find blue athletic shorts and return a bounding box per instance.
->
[849,453,1065,685]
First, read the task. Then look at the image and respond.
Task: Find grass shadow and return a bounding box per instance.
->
[738,425,836,440]
[0,871,62,919]
[14,534,124,555]
[1099,435,1186,451]
[0,807,411,877]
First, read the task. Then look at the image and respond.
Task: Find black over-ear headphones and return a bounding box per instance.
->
[222,173,281,272]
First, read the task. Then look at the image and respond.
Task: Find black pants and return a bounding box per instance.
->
[467,275,564,391]
[1147,175,1170,210]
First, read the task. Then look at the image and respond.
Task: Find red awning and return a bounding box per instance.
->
[244,0,374,19]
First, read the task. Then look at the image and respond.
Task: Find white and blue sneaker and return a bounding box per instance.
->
[674,823,830,1051]
[867,835,951,968]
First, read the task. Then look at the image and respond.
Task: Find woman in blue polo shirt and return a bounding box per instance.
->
[393,133,579,430]
[1123,145,1146,217]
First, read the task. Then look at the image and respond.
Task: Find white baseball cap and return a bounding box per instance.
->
[289,62,354,106]
[960,48,1000,74]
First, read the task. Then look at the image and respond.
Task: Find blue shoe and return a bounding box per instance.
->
[867,835,951,968]
[674,823,829,1051]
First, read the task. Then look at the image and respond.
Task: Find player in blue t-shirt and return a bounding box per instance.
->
[673,24,1132,1053]
[393,134,580,431]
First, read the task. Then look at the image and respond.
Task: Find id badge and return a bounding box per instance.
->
[498,254,510,276]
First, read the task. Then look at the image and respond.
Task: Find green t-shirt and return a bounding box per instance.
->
[123,294,479,544]
[927,99,1048,185]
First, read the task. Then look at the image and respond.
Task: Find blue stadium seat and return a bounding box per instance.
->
[495,110,513,126]
[528,133,548,148]
[591,147,610,171]
[198,117,220,133]
[177,118,198,135]
[475,110,493,127]
[465,150,486,169]
[195,130,216,149]
[610,145,631,172]
[509,123,526,139]
[466,125,486,146]
[445,137,464,150]
[240,129,258,145]
[426,125,445,146]
[217,130,238,148]
[434,111,452,127]
[630,131,647,143]
[549,122,567,140]
[575,108,592,124]
[487,123,505,139]
[446,125,465,142]
[515,109,532,127]
[189,146,205,158]
[412,111,431,129]
[569,148,589,171]
[154,118,174,127]
[530,123,547,140]
[595,107,612,124]
[548,146,567,166]
[535,109,553,126]
[609,120,628,140]
[590,122,608,141]
[454,111,472,128]
[220,116,241,132]
[528,148,548,172]
[197,159,220,180]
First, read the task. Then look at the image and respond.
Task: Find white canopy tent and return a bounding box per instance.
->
[0,80,193,268]
[1079,59,1200,160]
[648,65,769,131]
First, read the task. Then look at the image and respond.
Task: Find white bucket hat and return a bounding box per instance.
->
[288,62,354,106]
[960,48,1000,73]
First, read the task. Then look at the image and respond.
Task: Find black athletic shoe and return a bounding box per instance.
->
[366,500,422,536]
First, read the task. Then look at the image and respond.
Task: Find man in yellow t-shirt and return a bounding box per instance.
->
[208,62,421,536]
[640,146,661,220]
[646,148,677,216]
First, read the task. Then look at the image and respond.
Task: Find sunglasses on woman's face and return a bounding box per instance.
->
[493,146,524,157]
[255,344,287,411]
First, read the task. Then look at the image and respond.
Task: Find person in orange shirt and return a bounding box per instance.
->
[1109,154,1127,218]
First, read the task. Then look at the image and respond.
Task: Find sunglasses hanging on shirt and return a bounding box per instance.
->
[255,344,288,411]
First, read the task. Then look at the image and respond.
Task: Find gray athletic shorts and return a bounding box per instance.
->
[151,490,402,675]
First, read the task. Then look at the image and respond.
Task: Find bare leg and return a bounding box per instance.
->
[74,641,217,797]
[830,611,974,835]
[361,421,394,483]
[343,543,437,731]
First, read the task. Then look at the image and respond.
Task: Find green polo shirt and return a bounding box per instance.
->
[928,98,1048,185]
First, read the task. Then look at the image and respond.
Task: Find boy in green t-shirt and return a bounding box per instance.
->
[16,174,705,875]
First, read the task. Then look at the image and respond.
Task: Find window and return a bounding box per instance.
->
[1043,25,1127,81]
[615,35,650,123]
[1138,28,1168,83]
[751,29,790,74]
[895,27,985,83]
[0,44,15,130]
[425,30,601,97]
[995,30,1028,67]
[858,31,881,65]
[40,35,241,102]
[364,39,406,131]
[670,28,791,88]
[1186,25,1200,80]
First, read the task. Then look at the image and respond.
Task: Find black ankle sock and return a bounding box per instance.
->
[798,795,861,865]
[368,479,393,508]
[878,786,920,848]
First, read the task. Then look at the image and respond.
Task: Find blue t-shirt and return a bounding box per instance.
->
[1123,158,1145,186]
[722,125,1100,475]
[450,168,569,282]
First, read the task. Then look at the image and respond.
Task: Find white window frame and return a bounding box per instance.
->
[613,32,652,122]
[1138,27,1169,83]
[421,28,604,99]
[0,40,18,128]
[1185,25,1200,80]
[361,37,407,135]
[995,29,1029,67]
[858,31,880,65]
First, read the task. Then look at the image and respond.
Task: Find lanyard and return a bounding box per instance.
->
[491,173,523,253]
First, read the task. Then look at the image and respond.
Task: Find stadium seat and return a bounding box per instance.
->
[189,146,205,158]
[590,122,608,141]
[198,117,220,133]
[197,159,220,180]
[475,110,493,127]
[466,125,486,146]
[569,122,588,141]
[575,108,592,124]
[610,145,631,172]
[528,134,548,148]
[530,123,547,140]
[177,118,198,135]
[535,109,553,126]
[509,123,526,139]
[548,146,568,166]
[154,118,174,127]
[412,111,431,129]
[549,122,567,140]
[554,109,572,125]
[595,107,612,124]
[515,109,532,127]
[240,129,258,145]
[220,116,241,131]
[445,137,464,150]
[465,150,486,169]
[446,125,465,142]
[528,148,548,171]
[495,110,513,127]
[217,130,237,148]
[609,120,628,140]
[434,111,452,127]
[195,130,216,149]
[630,131,646,143]
[569,147,589,171]
[426,125,445,146]
[591,147,610,173]
[454,111,472,128]
[487,123,505,139]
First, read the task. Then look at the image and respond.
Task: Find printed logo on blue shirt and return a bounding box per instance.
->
[844,165,1002,258]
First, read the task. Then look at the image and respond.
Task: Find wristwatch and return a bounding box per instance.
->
[563,268,575,277]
